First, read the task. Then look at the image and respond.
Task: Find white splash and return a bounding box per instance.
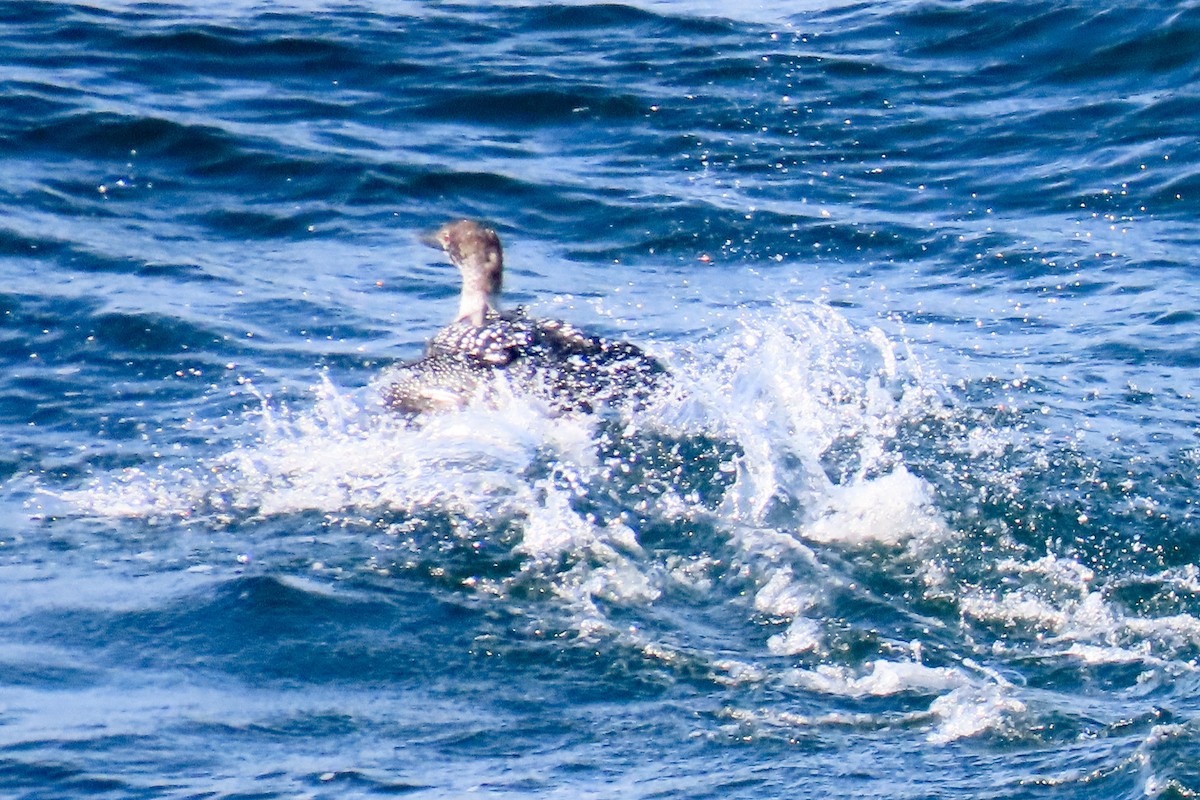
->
[56,300,1020,739]
[786,659,969,698]
[927,684,1027,744]
[802,465,949,547]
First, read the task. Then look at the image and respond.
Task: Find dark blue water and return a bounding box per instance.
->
[3,1,1200,797]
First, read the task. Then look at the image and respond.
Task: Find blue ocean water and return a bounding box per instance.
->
[2,0,1200,796]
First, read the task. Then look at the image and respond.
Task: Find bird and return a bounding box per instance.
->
[383,219,666,415]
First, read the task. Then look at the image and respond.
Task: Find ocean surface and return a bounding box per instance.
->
[2,0,1199,797]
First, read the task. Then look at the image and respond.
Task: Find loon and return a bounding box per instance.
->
[383,220,666,414]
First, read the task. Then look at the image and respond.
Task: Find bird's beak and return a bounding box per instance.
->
[419,229,445,250]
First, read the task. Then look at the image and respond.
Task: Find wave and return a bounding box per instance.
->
[3,2,1200,790]
[37,299,1195,747]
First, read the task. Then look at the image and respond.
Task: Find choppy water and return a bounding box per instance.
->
[2,0,1200,797]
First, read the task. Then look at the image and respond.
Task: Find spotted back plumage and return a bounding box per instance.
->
[384,222,667,415]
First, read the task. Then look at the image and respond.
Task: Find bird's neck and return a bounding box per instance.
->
[454,254,502,326]
[456,285,498,326]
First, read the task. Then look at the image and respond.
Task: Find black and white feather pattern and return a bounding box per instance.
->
[384,308,665,414]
